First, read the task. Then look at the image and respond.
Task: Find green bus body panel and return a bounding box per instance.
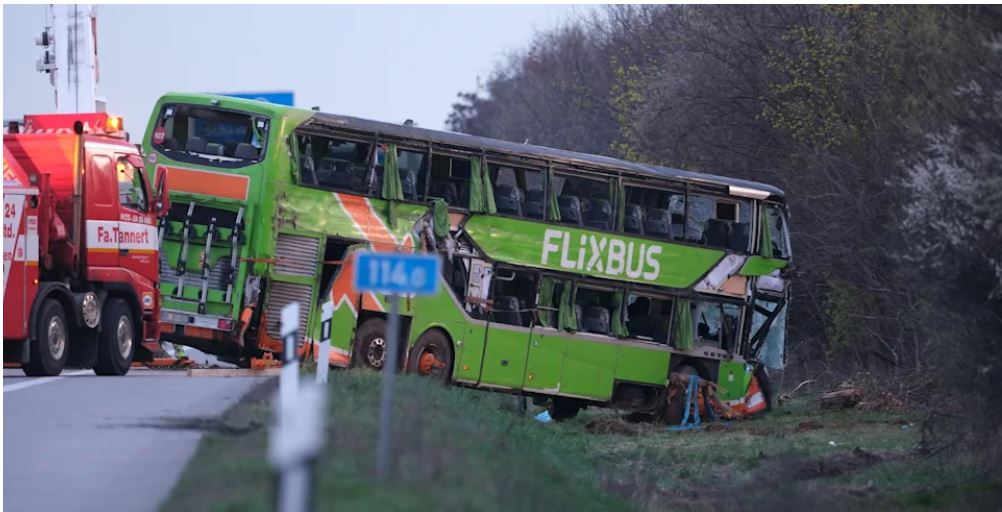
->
[739,256,789,277]
[561,339,618,400]
[481,325,531,388]
[716,360,753,401]
[524,332,565,391]
[616,345,672,386]
[464,216,725,289]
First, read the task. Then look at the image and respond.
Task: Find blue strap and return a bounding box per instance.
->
[669,375,702,431]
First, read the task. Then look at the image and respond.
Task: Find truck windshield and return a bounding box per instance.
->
[152,103,268,168]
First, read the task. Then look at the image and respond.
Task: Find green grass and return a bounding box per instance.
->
[162,371,997,511]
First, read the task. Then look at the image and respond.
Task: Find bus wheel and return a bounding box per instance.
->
[23,299,69,377]
[94,298,134,376]
[353,317,388,371]
[407,329,453,383]
[546,397,581,421]
[662,364,699,424]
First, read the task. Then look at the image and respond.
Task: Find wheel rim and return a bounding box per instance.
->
[417,349,446,377]
[116,316,133,360]
[366,337,385,368]
[47,315,66,361]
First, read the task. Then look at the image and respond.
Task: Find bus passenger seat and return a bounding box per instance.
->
[524,189,545,218]
[205,143,225,156]
[582,306,610,335]
[185,137,207,153]
[235,143,258,160]
[401,170,418,200]
[456,181,470,208]
[585,199,613,230]
[644,209,673,238]
[704,219,731,248]
[558,196,583,225]
[495,185,524,216]
[627,314,653,338]
[430,181,459,205]
[493,295,523,326]
[729,222,750,251]
[348,164,370,193]
[625,204,645,235]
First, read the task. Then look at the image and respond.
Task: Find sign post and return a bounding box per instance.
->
[353,251,440,480]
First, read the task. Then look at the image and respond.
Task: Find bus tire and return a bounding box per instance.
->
[406,329,453,383]
[23,299,69,377]
[663,364,699,424]
[353,317,388,371]
[546,397,581,421]
[94,298,134,376]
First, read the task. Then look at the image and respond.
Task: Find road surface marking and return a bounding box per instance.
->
[3,370,92,393]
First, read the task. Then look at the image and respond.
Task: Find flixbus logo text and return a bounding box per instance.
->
[541,229,661,280]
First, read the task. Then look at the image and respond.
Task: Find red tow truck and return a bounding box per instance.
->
[3,113,168,376]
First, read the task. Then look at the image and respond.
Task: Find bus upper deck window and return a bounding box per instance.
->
[491,165,544,219]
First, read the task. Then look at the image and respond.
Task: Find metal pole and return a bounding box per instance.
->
[376,294,400,480]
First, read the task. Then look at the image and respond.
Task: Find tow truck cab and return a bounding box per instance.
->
[3,113,169,376]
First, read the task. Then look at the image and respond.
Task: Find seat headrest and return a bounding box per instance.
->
[185,137,207,153]
[235,143,258,160]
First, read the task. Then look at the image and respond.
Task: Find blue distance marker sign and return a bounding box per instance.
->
[354,252,441,296]
[219,91,295,106]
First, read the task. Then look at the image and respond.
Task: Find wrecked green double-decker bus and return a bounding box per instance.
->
[143,92,791,421]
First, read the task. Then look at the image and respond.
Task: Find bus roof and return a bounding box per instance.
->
[307,111,785,200]
[158,93,785,200]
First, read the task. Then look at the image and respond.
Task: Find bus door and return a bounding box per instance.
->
[478,266,537,389]
[454,258,491,382]
[522,278,566,393]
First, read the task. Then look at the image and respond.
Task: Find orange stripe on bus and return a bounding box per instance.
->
[337,194,399,250]
[164,166,249,201]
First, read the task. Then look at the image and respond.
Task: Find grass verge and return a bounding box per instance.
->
[162,370,998,511]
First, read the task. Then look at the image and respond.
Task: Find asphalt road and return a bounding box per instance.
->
[3,367,269,512]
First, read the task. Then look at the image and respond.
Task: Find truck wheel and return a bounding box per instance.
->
[406,329,453,383]
[94,298,134,376]
[353,317,387,371]
[23,299,69,377]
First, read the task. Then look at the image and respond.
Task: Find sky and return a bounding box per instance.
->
[3,4,583,133]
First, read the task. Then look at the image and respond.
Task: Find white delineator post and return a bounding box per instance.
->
[270,301,328,512]
[316,301,333,385]
[280,302,300,416]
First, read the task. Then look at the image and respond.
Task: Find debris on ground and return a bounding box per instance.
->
[795,420,824,432]
[796,447,885,479]
[819,388,863,410]
[584,417,641,436]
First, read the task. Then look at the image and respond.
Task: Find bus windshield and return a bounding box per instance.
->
[152,103,268,168]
